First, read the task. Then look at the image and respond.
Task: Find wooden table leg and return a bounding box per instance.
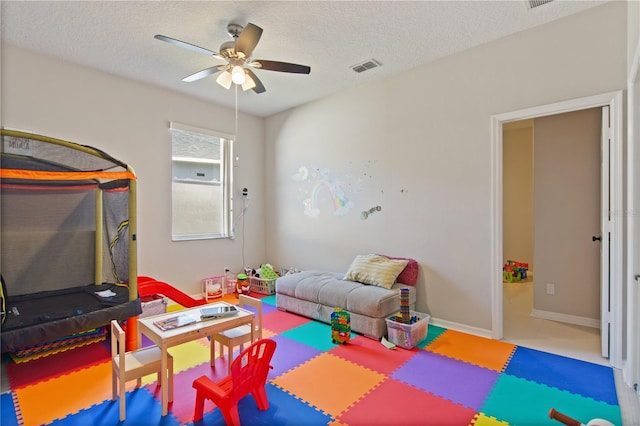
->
[210,338,216,367]
[161,344,168,416]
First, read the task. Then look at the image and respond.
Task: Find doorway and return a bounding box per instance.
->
[490,91,624,368]
[502,110,603,365]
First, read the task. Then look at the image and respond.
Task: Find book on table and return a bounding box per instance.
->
[153,314,197,331]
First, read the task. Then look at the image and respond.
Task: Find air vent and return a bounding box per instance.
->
[350,59,382,74]
[527,0,554,9]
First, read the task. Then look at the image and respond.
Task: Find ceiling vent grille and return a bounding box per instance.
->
[351,59,382,73]
[527,0,554,9]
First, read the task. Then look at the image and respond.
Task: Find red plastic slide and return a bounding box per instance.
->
[138,276,206,308]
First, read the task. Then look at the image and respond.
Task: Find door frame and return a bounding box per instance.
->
[490,91,624,368]
[626,42,640,391]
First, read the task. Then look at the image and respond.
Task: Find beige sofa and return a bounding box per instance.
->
[275,255,419,339]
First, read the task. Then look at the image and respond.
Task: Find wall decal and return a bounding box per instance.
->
[293,162,378,218]
[360,205,382,220]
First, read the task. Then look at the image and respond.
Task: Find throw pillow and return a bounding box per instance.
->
[344,254,409,289]
[378,255,419,285]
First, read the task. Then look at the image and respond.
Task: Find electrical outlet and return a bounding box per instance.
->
[546,283,555,295]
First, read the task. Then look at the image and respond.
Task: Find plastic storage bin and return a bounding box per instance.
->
[141,295,168,318]
[249,276,276,295]
[385,311,430,349]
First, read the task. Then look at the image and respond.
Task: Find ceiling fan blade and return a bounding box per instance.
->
[234,23,263,59]
[154,34,223,59]
[245,69,266,94]
[253,60,310,74]
[182,66,224,82]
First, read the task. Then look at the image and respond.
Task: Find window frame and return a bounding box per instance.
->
[170,122,234,241]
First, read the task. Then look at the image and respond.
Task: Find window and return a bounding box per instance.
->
[170,122,233,240]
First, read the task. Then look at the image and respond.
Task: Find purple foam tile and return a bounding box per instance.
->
[262,303,278,314]
[392,349,499,411]
[269,335,323,379]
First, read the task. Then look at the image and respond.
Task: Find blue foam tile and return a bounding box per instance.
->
[1,392,19,426]
[189,383,333,426]
[504,346,618,405]
[47,388,181,426]
[269,335,323,379]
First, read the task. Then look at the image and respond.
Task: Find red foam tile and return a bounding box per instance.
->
[329,335,418,375]
[163,359,232,423]
[338,377,477,425]
[6,340,111,389]
[262,310,311,334]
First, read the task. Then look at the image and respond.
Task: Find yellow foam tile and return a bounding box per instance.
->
[168,340,211,368]
[271,353,385,417]
[428,329,516,372]
[471,412,510,425]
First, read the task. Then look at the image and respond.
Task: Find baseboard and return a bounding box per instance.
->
[530,309,600,329]
[429,318,493,339]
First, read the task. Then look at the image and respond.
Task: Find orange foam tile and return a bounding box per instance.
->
[427,329,516,372]
[261,328,276,339]
[271,353,385,417]
[15,361,113,425]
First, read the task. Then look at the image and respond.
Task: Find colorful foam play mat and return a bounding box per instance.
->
[1,295,621,425]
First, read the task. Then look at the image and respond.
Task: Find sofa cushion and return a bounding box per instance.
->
[344,254,408,289]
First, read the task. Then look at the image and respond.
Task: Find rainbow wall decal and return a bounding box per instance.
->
[304,178,353,217]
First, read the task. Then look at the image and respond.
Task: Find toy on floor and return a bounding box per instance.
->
[503,260,529,282]
[257,264,279,280]
[236,273,250,296]
[548,408,614,426]
[202,276,224,300]
[331,308,351,344]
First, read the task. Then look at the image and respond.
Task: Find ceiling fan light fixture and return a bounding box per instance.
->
[231,65,246,84]
[156,21,310,94]
[242,74,257,91]
[216,70,233,89]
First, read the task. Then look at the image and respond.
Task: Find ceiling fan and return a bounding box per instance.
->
[155,22,311,94]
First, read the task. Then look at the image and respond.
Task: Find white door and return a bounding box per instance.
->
[492,91,624,368]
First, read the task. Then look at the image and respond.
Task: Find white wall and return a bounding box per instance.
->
[1,45,266,296]
[503,122,534,271]
[264,2,627,331]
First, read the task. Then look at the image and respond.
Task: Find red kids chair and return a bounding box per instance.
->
[192,338,277,425]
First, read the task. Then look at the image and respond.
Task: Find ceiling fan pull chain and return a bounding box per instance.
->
[235,84,239,141]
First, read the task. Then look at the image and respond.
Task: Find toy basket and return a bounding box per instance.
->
[249,276,276,295]
[385,311,430,349]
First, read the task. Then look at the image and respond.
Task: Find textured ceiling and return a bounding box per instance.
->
[1,0,607,117]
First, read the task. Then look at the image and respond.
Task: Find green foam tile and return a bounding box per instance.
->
[481,374,622,425]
